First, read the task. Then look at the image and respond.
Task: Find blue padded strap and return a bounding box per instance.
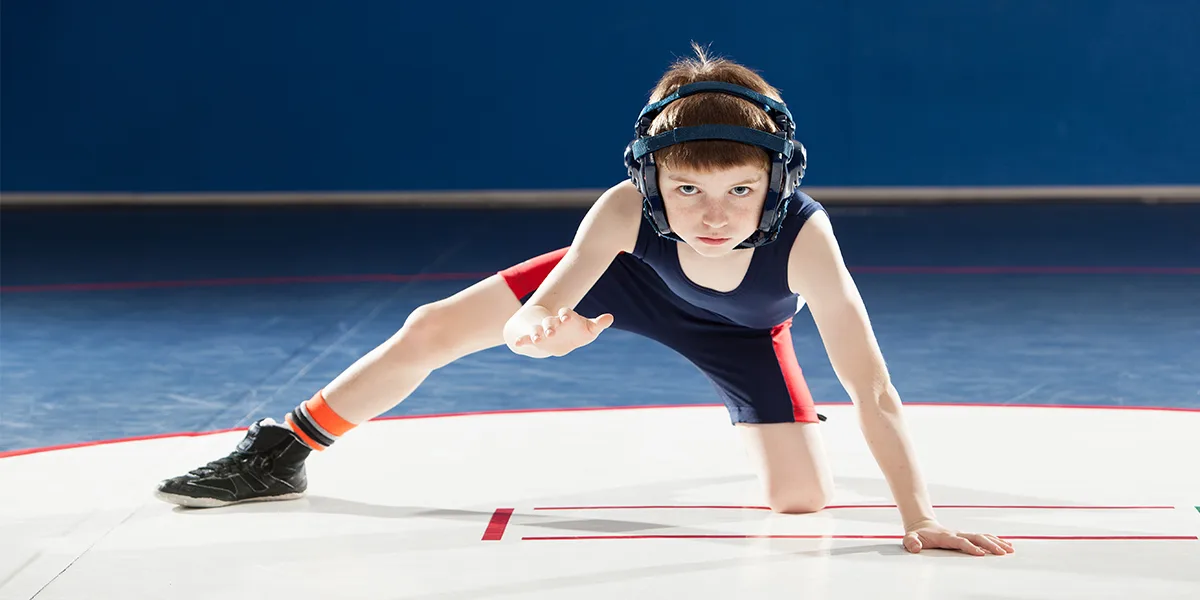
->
[630,125,792,161]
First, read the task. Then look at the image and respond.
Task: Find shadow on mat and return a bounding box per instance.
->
[170,494,682,533]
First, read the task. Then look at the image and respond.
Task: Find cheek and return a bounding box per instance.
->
[661,196,698,220]
[732,196,767,224]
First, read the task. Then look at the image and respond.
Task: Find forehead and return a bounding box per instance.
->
[660,163,767,183]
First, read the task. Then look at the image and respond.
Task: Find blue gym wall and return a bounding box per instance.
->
[3,1,1198,192]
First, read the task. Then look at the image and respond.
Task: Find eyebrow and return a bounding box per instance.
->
[665,174,764,185]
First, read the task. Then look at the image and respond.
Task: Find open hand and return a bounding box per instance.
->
[903,520,1014,556]
[513,307,613,357]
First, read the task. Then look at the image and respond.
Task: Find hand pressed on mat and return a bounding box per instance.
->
[903,519,1015,556]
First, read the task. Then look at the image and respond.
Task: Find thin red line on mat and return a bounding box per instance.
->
[3,265,1197,293]
[532,504,1178,511]
[521,534,1198,541]
[2,403,1197,460]
[0,272,494,293]
[851,266,1200,275]
[483,508,515,541]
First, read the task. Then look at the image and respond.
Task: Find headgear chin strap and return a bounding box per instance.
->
[623,81,807,248]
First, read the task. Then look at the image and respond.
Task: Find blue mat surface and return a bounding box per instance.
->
[2,202,1197,452]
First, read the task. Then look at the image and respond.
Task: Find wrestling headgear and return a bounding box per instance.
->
[624,81,806,248]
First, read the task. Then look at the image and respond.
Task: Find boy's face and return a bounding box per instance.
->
[657,162,769,257]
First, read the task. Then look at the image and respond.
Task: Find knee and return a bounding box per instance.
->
[766,486,831,515]
[401,303,447,341]
[388,302,453,361]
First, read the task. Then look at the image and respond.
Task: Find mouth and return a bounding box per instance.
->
[696,236,731,246]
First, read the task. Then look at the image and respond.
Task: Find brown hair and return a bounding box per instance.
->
[645,42,783,172]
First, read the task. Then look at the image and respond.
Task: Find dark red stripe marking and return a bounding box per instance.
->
[483,508,515,541]
[522,534,1197,541]
[532,504,1178,511]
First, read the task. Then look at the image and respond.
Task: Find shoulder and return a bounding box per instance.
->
[787,203,838,265]
[574,179,645,256]
[596,178,644,214]
[785,197,848,297]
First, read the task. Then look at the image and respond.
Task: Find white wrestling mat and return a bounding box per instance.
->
[2,404,1198,599]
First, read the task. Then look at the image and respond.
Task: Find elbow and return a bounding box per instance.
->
[848,377,901,411]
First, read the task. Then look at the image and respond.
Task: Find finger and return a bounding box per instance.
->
[530,324,545,343]
[969,535,1008,552]
[986,534,1015,553]
[558,307,572,321]
[588,313,615,333]
[968,534,1007,555]
[514,335,531,347]
[541,316,559,336]
[902,532,922,554]
[955,535,986,556]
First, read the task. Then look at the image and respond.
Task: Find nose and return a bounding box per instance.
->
[701,200,727,229]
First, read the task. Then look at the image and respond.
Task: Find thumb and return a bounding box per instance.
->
[903,532,923,554]
[587,313,614,334]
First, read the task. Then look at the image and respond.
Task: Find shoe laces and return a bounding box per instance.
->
[189,451,252,477]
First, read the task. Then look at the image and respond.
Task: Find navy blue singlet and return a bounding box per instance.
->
[499,189,827,424]
[628,190,826,330]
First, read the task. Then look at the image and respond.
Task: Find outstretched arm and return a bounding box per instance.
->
[786,211,936,527]
[787,210,1012,556]
[503,180,643,358]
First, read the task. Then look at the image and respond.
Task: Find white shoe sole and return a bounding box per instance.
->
[154,489,306,509]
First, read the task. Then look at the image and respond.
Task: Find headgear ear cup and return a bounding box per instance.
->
[623,144,643,194]
[625,140,674,238]
[784,142,806,197]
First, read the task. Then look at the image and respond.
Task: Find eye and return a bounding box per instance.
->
[677,185,699,195]
[731,186,752,196]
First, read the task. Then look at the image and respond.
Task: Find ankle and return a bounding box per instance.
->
[283,389,358,451]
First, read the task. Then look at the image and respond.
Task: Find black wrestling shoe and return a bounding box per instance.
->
[155,418,312,508]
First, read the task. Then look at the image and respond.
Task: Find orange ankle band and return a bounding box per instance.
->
[304,390,356,437]
[285,390,357,451]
